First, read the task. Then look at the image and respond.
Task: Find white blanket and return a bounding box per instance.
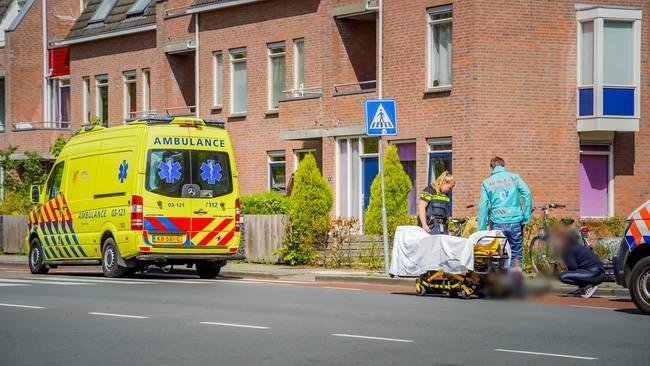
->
[389,226,508,276]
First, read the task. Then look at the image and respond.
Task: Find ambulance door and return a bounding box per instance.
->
[141,133,193,247]
[42,161,66,258]
[188,132,237,249]
[66,155,99,258]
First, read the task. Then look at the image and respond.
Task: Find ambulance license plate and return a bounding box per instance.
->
[152,234,184,244]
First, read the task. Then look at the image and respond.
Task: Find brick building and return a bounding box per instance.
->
[1,0,648,225]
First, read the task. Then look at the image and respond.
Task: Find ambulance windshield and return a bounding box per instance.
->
[146,149,233,198]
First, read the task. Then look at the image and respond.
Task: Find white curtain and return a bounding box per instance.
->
[233,61,247,113]
[432,22,452,87]
[271,55,285,108]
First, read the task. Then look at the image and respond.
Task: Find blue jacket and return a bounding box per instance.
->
[477,166,532,230]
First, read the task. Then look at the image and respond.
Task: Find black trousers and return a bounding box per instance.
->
[559,268,605,288]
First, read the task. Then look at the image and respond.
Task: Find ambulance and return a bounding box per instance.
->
[25,117,243,278]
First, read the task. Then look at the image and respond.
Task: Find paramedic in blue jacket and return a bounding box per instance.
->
[477,157,532,270]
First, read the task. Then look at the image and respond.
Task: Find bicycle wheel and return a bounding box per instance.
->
[528,236,558,276]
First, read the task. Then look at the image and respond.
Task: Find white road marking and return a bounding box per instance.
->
[331,334,413,343]
[0,278,91,286]
[0,283,30,287]
[88,312,149,319]
[494,349,598,360]
[0,303,44,309]
[200,322,270,330]
[35,277,151,285]
[322,286,362,291]
[569,305,618,311]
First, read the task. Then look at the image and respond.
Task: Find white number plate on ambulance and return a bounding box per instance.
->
[152,234,184,244]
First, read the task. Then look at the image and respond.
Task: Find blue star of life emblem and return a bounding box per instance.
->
[118,160,128,183]
[158,158,182,184]
[200,160,222,184]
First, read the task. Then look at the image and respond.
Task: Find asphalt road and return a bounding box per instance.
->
[0,266,648,366]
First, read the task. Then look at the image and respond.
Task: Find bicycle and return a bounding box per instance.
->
[527,203,592,275]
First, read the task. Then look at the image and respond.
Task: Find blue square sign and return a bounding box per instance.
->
[365,99,397,136]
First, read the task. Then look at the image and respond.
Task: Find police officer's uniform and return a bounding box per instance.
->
[420,186,451,235]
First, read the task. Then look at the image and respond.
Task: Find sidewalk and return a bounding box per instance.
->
[0,255,629,297]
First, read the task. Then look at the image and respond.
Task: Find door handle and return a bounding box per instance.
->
[193,209,208,215]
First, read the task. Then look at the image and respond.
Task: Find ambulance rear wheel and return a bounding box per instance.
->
[195,261,222,279]
[102,238,127,278]
[29,239,49,275]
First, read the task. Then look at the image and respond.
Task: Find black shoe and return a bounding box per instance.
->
[568,287,585,296]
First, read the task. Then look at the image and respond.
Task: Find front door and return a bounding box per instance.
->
[580,152,609,217]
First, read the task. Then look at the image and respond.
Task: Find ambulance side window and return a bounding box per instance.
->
[46,162,65,200]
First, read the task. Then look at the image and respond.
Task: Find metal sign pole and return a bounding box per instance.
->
[379,137,389,275]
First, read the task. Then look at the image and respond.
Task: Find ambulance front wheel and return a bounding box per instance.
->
[195,261,223,279]
[102,238,127,278]
[29,238,49,275]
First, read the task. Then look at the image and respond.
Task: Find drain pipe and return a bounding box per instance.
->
[42,0,49,123]
[194,13,200,118]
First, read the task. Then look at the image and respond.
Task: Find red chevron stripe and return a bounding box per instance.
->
[169,217,191,231]
[146,217,168,231]
[192,217,215,231]
[217,229,236,246]
[198,218,234,246]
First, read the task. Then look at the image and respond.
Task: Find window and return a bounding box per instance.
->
[577,7,641,120]
[268,42,286,110]
[146,149,233,198]
[47,78,70,127]
[126,0,150,17]
[0,78,4,132]
[268,151,286,194]
[82,77,90,124]
[393,141,417,215]
[88,0,117,25]
[142,69,151,113]
[46,162,65,201]
[293,39,305,93]
[427,138,452,185]
[213,52,223,108]
[124,71,137,120]
[230,48,247,114]
[96,75,108,126]
[336,137,379,225]
[294,149,316,172]
[428,5,452,88]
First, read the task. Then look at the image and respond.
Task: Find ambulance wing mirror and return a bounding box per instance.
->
[30,185,41,204]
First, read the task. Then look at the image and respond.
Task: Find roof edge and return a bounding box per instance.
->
[7,0,36,32]
[53,23,157,47]
[187,0,268,14]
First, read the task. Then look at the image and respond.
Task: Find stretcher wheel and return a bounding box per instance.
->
[415,281,427,296]
[459,290,471,299]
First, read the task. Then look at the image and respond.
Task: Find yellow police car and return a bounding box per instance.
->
[25,117,243,278]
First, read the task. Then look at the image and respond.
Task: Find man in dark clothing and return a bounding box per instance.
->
[558,233,605,298]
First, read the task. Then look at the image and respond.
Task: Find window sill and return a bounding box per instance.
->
[424,85,452,94]
[265,110,279,116]
[228,112,246,119]
[211,105,223,112]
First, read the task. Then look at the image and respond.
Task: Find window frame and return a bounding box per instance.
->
[212,51,223,108]
[576,7,642,120]
[123,71,137,120]
[268,151,287,194]
[579,143,614,218]
[427,5,453,90]
[268,42,287,111]
[229,48,247,115]
[293,148,316,172]
[426,137,452,186]
[88,0,117,25]
[95,74,109,126]
[293,38,305,94]
[142,68,151,113]
[82,77,90,124]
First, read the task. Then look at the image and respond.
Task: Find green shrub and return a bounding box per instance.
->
[364,145,412,239]
[0,147,46,214]
[240,192,289,215]
[276,154,333,265]
[49,136,67,158]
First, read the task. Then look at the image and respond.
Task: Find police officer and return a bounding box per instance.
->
[418,171,455,235]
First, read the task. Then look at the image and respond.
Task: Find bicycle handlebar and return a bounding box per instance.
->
[533,203,567,210]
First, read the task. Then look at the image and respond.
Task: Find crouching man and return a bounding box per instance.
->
[556,228,605,298]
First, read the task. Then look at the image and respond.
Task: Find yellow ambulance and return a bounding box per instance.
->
[25,117,243,278]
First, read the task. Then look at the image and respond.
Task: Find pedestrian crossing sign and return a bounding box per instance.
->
[365,99,397,136]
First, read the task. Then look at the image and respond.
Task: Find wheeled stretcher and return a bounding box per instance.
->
[414,233,510,298]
